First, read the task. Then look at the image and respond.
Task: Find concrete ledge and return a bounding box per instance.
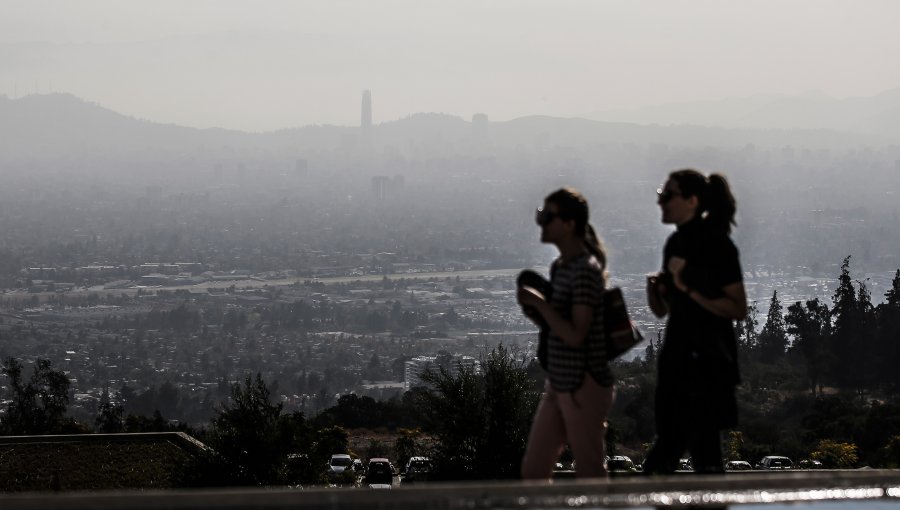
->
[2,470,900,509]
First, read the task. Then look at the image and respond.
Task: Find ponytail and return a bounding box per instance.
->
[705,173,737,234]
[669,169,738,234]
[544,187,608,282]
[584,223,609,284]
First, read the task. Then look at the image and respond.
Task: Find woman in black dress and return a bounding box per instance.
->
[643,169,747,474]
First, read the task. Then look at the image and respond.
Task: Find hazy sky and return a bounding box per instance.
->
[3,0,899,131]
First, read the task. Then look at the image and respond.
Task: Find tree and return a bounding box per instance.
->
[810,439,858,468]
[420,345,539,480]
[725,431,745,462]
[737,301,760,357]
[831,256,857,333]
[365,439,389,460]
[877,270,900,395]
[785,299,831,396]
[1,358,72,435]
[420,358,484,480]
[879,435,900,468]
[643,329,662,367]
[757,291,788,363]
[887,270,900,307]
[209,373,294,485]
[394,428,424,470]
[829,256,859,390]
[479,345,541,478]
[854,278,878,393]
[95,401,125,433]
[828,256,879,396]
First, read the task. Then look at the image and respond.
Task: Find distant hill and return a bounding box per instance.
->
[0,93,894,162]
[583,88,900,139]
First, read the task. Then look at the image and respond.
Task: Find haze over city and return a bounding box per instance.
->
[3,0,900,131]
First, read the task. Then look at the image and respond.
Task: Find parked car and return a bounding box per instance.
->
[607,455,640,473]
[401,456,432,484]
[757,456,793,470]
[725,460,753,471]
[365,458,396,486]
[327,454,355,480]
[798,459,824,469]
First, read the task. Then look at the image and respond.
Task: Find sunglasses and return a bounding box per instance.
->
[656,188,684,203]
[535,207,563,227]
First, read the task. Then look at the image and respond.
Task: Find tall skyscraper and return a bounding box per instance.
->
[361,90,372,130]
[361,90,373,147]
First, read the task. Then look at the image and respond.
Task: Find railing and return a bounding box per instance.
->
[3,470,900,509]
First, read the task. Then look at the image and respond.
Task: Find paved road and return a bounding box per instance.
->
[5,268,525,301]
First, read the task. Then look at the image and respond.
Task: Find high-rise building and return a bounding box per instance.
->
[404,355,479,391]
[361,90,373,147]
[361,90,372,129]
[371,174,405,202]
[295,158,308,177]
[371,175,389,201]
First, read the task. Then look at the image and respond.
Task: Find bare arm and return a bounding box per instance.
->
[687,282,747,320]
[517,287,593,347]
[668,256,747,320]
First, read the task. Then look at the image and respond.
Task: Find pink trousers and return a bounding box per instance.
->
[521,375,615,479]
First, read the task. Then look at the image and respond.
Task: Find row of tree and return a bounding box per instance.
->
[745,256,900,397]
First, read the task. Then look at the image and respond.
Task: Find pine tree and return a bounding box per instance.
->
[827,256,878,396]
[757,290,788,363]
[829,256,858,391]
[877,270,900,395]
[886,270,900,307]
[856,278,877,393]
[211,373,289,485]
[786,298,831,396]
[737,301,760,356]
[831,256,857,336]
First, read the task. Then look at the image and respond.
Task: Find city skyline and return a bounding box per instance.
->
[3,1,900,131]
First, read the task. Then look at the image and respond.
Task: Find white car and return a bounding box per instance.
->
[328,453,355,479]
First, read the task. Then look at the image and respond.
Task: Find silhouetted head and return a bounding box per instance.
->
[542,187,589,237]
[659,169,737,234]
[538,187,607,270]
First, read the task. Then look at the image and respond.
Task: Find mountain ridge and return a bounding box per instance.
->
[583,88,900,138]
[1,93,895,160]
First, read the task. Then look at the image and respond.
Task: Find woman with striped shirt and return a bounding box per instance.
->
[518,187,615,479]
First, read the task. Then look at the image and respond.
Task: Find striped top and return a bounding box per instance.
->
[546,253,614,391]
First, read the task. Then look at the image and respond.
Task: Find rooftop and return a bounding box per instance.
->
[0,433,208,492]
